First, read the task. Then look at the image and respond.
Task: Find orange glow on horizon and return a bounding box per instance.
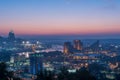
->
[0,20,120,36]
[1,25,120,36]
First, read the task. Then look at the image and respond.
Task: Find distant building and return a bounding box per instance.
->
[73,40,83,50]
[8,30,15,41]
[73,53,88,60]
[29,53,43,74]
[72,53,100,63]
[63,42,73,54]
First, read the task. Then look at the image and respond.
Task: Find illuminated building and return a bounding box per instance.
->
[29,53,43,74]
[73,40,83,50]
[109,62,119,70]
[73,53,88,60]
[32,45,36,52]
[73,53,100,63]
[8,30,15,41]
[10,56,14,63]
[63,42,73,54]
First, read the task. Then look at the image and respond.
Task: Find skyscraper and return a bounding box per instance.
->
[29,53,43,74]
[63,42,73,54]
[8,30,15,41]
[73,40,83,51]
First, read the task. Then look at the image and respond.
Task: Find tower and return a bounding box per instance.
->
[73,40,83,50]
[8,30,15,41]
[63,42,73,54]
[29,53,43,74]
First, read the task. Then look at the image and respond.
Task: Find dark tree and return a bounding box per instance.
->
[0,62,9,80]
[36,67,96,80]
[0,62,22,80]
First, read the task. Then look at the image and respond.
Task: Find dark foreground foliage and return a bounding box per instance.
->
[35,67,96,80]
[0,62,21,80]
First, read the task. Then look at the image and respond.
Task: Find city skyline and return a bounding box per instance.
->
[0,0,120,38]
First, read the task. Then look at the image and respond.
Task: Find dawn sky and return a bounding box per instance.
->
[0,0,120,37]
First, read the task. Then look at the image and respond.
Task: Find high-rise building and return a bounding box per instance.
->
[73,40,83,50]
[63,42,73,54]
[29,53,43,74]
[8,30,15,41]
